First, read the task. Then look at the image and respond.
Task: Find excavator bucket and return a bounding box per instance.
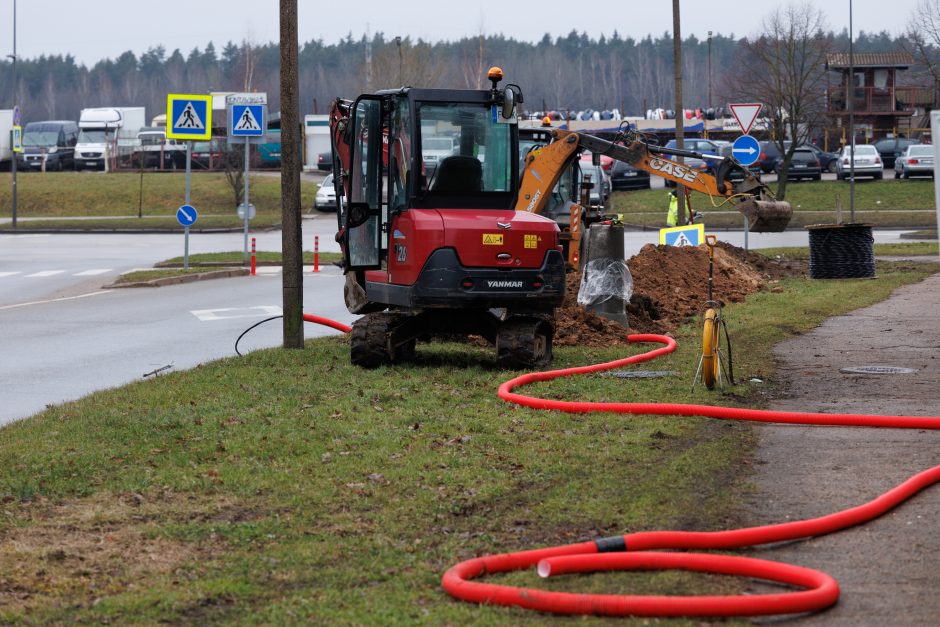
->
[735,199,793,232]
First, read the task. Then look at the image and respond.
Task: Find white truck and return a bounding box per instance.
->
[133,127,186,169]
[75,107,146,171]
[303,114,330,171]
[0,109,13,171]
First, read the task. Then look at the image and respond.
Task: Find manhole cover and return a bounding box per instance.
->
[603,370,678,379]
[839,366,917,375]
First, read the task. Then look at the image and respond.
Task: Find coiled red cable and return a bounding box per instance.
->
[441,333,940,618]
[300,316,939,617]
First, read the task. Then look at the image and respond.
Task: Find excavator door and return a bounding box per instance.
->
[342,96,386,270]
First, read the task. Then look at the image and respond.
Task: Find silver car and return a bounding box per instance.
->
[835,144,883,180]
[314,173,337,212]
[893,145,935,179]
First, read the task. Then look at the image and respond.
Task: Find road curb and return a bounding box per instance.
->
[105,268,249,288]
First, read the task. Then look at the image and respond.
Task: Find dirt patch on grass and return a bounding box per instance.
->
[555,242,807,346]
[0,490,261,615]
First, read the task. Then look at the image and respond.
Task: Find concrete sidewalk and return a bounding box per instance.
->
[747,271,940,625]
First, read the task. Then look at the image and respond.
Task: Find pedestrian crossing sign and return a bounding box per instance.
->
[659,223,705,247]
[166,93,212,140]
[231,104,265,137]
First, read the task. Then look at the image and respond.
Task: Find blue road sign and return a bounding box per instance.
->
[167,94,212,140]
[177,204,198,227]
[659,223,705,247]
[731,134,760,167]
[231,104,265,137]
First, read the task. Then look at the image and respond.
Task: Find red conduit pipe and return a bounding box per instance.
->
[302,313,351,334]
[300,317,940,618]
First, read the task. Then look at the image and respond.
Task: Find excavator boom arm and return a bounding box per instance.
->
[516,127,792,233]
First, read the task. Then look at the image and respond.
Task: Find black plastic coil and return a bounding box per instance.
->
[808,224,875,279]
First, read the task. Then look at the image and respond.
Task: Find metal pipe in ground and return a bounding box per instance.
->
[579,223,629,327]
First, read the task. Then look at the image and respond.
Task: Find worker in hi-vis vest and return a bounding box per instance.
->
[666,190,678,227]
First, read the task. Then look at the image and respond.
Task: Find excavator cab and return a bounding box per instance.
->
[330,70,566,368]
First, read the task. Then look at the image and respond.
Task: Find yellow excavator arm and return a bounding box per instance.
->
[516,128,792,233]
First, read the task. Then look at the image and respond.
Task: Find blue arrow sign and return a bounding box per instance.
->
[177,204,198,227]
[731,134,761,167]
[231,104,265,137]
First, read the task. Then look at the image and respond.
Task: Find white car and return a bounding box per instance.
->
[893,145,935,179]
[835,144,883,180]
[314,173,337,212]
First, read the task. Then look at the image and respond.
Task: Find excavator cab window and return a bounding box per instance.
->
[414,101,517,209]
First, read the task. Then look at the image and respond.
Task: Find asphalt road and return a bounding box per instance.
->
[0,224,927,427]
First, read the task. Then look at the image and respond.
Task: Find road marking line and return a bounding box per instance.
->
[190,305,282,322]
[255,267,281,275]
[74,269,113,276]
[0,271,20,278]
[0,290,112,311]
[26,270,66,277]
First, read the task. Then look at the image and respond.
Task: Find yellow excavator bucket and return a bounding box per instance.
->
[735,199,793,233]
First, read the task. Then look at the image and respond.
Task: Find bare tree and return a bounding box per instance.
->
[904,0,940,101]
[732,2,831,200]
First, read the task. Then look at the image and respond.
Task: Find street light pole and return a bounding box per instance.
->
[707,31,713,110]
[395,36,402,86]
[9,0,17,229]
[848,0,856,222]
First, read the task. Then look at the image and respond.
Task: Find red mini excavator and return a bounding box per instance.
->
[329,68,566,368]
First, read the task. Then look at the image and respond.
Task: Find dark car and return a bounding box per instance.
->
[717,145,761,180]
[774,147,822,181]
[16,120,79,171]
[191,138,227,170]
[608,159,650,190]
[317,151,333,171]
[756,141,791,174]
[803,144,839,173]
[872,137,917,169]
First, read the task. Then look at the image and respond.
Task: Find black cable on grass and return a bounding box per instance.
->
[235,315,283,356]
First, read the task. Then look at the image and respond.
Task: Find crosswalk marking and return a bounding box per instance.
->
[0,272,19,278]
[26,270,66,277]
[73,269,112,276]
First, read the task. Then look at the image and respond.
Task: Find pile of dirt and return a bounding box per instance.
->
[554,242,806,347]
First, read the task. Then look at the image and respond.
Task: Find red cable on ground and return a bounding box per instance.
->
[444,333,940,618]
[300,317,940,618]
[302,313,351,334]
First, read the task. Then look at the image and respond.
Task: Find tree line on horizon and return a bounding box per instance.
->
[0,28,928,125]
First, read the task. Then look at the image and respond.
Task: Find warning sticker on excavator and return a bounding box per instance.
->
[483,234,504,245]
[524,234,539,249]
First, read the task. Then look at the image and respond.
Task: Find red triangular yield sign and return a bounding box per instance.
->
[729,103,763,135]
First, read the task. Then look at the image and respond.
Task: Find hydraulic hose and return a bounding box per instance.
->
[299,316,940,618]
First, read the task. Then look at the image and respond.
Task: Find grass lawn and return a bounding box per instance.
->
[0,256,936,624]
[0,172,318,231]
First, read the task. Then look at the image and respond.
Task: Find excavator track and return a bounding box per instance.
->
[350,312,416,368]
[496,316,554,369]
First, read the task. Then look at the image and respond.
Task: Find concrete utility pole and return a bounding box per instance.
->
[280,0,304,348]
[672,0,687,226]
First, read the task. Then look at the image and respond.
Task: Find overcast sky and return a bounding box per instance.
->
[0,0,924,66]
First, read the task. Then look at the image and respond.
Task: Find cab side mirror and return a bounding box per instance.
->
[346,201,371,228]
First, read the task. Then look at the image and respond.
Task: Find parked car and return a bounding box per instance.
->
[893,144,935,179]
[756,141,791,174]
[775,147,822,181]
[191,138,227,170]
[803,144,839,173]
[717,144,761,180]
[608,159,651,190]
[662,138,719,186]
[16,120,79,171]
[317,151,333,171]
[578,162,609,206]
[872,137,917,169]
[835,144,883,180]
[314,173,337,211]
